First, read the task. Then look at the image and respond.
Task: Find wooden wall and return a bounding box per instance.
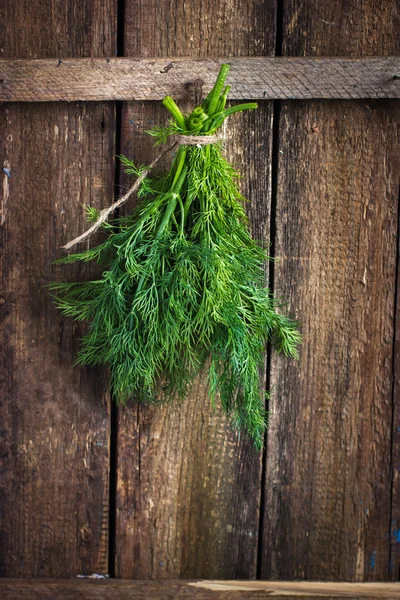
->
[1,0,399,582]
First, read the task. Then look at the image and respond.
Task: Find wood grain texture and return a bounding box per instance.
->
[281,0,400,58]
[390,177,400,575]
[2,57,400,102]
[123,0,273,59]
[0,0,116,577]
[114,0,276,580]
[261,0,400,581]
[262,99,400,581]
[261,0,400,580]
[0,0,116,59]
[2,579,400,600]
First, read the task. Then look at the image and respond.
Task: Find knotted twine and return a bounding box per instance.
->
[62,134,221,250]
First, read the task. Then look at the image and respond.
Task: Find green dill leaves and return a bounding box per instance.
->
[51,64,301,449]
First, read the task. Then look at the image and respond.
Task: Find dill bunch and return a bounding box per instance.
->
[51,64,301,449]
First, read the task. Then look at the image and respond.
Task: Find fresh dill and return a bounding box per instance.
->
[51,64,301,449]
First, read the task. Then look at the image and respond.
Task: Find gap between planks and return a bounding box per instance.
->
[0,57,400,102]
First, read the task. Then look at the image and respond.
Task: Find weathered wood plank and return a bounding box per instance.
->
[1,579,400,600]
[1,57,400,102]
[389,176,400,576]
[262,100,400,581]
[114,0,275,580]
[0,0,116,577]
[261,0,400,582]
[281,0,400,57]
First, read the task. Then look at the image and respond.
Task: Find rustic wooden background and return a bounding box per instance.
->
[1,0,399,583]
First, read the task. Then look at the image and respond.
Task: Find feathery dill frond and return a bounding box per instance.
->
[146,121,180,146]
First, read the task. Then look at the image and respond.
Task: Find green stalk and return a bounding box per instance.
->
[216,85,231,113]
[136,149,189,296]
[163,96,186,130]
[206,102,258,132]
[156,164,188,239]
[206,64,230,117]
[220,102,258,117]
[156,148,188,239]
[171,147,187,188]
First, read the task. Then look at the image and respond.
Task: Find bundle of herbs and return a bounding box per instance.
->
[51,64,300,449]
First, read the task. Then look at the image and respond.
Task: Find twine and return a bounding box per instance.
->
[63,134,221,250]
[175,134,221,146]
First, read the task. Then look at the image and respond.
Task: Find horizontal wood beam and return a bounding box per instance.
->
[1,579,400,599]
[0,57,399,102]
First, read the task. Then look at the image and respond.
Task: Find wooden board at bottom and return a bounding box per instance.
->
[1,579,400,600]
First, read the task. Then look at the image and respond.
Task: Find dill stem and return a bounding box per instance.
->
[156,149,188,239]
[135,150,189,297]
[162,96,186,130]
[221,102,258,117]
[216,85,231,113]
[206,63,230,116]
[176,194,185,236]
[171,148,187,188]
[183,192,193,221]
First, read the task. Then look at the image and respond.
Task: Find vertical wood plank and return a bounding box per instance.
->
[261,0,400,582]
[281,0,400,58]
[0,0,116,577]
[390,176,400,579]
[115,0,277,579]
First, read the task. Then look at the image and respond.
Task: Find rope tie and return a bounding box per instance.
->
[175,134,221,146]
